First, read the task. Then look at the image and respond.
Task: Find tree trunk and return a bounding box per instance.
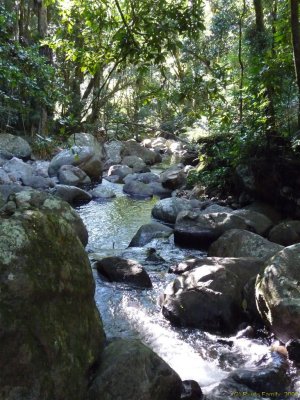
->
[238,0,246,129]
[291,0,300,129]
[252,0,276,142]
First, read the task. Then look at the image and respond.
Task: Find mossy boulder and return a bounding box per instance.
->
[0,209,105,400]
[2,189,89,246]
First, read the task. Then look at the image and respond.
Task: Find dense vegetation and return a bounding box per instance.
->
[1,0,300,190]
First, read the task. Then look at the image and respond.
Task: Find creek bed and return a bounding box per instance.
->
[77,179,276,394]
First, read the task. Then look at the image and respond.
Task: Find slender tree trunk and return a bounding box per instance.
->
[238,0,246,129]
[291,0,300,129]
[252,0,276,142]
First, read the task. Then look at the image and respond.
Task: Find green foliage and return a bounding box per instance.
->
[0,4,60,133]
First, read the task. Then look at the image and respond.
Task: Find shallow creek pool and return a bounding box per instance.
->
[77,179,276,395]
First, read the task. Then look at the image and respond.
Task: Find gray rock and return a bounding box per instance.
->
[201,204,233,214]
[268,220,300,246]
[48,146,102,181]
[107,164,133,183]
[148,181,172,198]
[67,132,105,159]
[122,155,149,173]
[124,172,160,185]
[51,184,92,205]
[160,165,186,190]
[90,186,116,199]
[88,339,182,400]
[94,256,152,288]
[103,140,123,169]
[21,174,55,189]
[209,229,283,260]
[244,201,282,224]
[161,263,244,334]
[5,189,89,246]
[152,197,201,224]
[174,211,248,250]
[0,133,32,159]
[121,140,162,165]
[129,222,173,247]
[0,168,12,184]
[3,157,34,181]
[207,352,289,400]
[0,207,105,400]
[169,257,264,280]
[227,352,289,393]
[0,183,27,202]
[58,165,91,186]
[256,244,300,342]
[232,209,273,236]
[123,180,153,198]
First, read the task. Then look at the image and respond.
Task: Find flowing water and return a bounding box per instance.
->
[77,179,273,394]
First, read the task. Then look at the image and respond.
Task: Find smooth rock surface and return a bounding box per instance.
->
[0,133,32,159]
[209,229,283,260]
[129,222,173,247]
[175,211,248,249]
[95,256,152,288]
[256,244,300,342]
[152,197,201,224]
[88,339,182,400]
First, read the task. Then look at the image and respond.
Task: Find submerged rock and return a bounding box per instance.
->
[0,208,105,400]
[88,339,182,400]
[95,256,152,288]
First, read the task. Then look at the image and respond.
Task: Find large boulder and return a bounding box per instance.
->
[174,211,248,250]
[161,263,246,334]
[103,140,123,169]
[90,186,116,199]
[123,180,153,198]
[121,140,162,165]
[48,146,102,181]
[107,164,133,183]
[124,172,160,185]
[152,197,201,224]
[88,339,182,400]
[148,182,172,198]
[58,164,91,186]
[3,157,34,181]
[3,189,89,246]
[256,244,300,342]
[0,168,13,184]
[67,132,105,159]
[209,229,283,260]
[122,155,149,173]
[208,353,289,399]
[0,207,105,400]
[0,133,32,159]
[51,184,92,205]
[268,220,300,246]
[94,256,152,288]
[232,209,273,236]
[129,222,173,247]
[160,165,186,190]
[169,257,264,279]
